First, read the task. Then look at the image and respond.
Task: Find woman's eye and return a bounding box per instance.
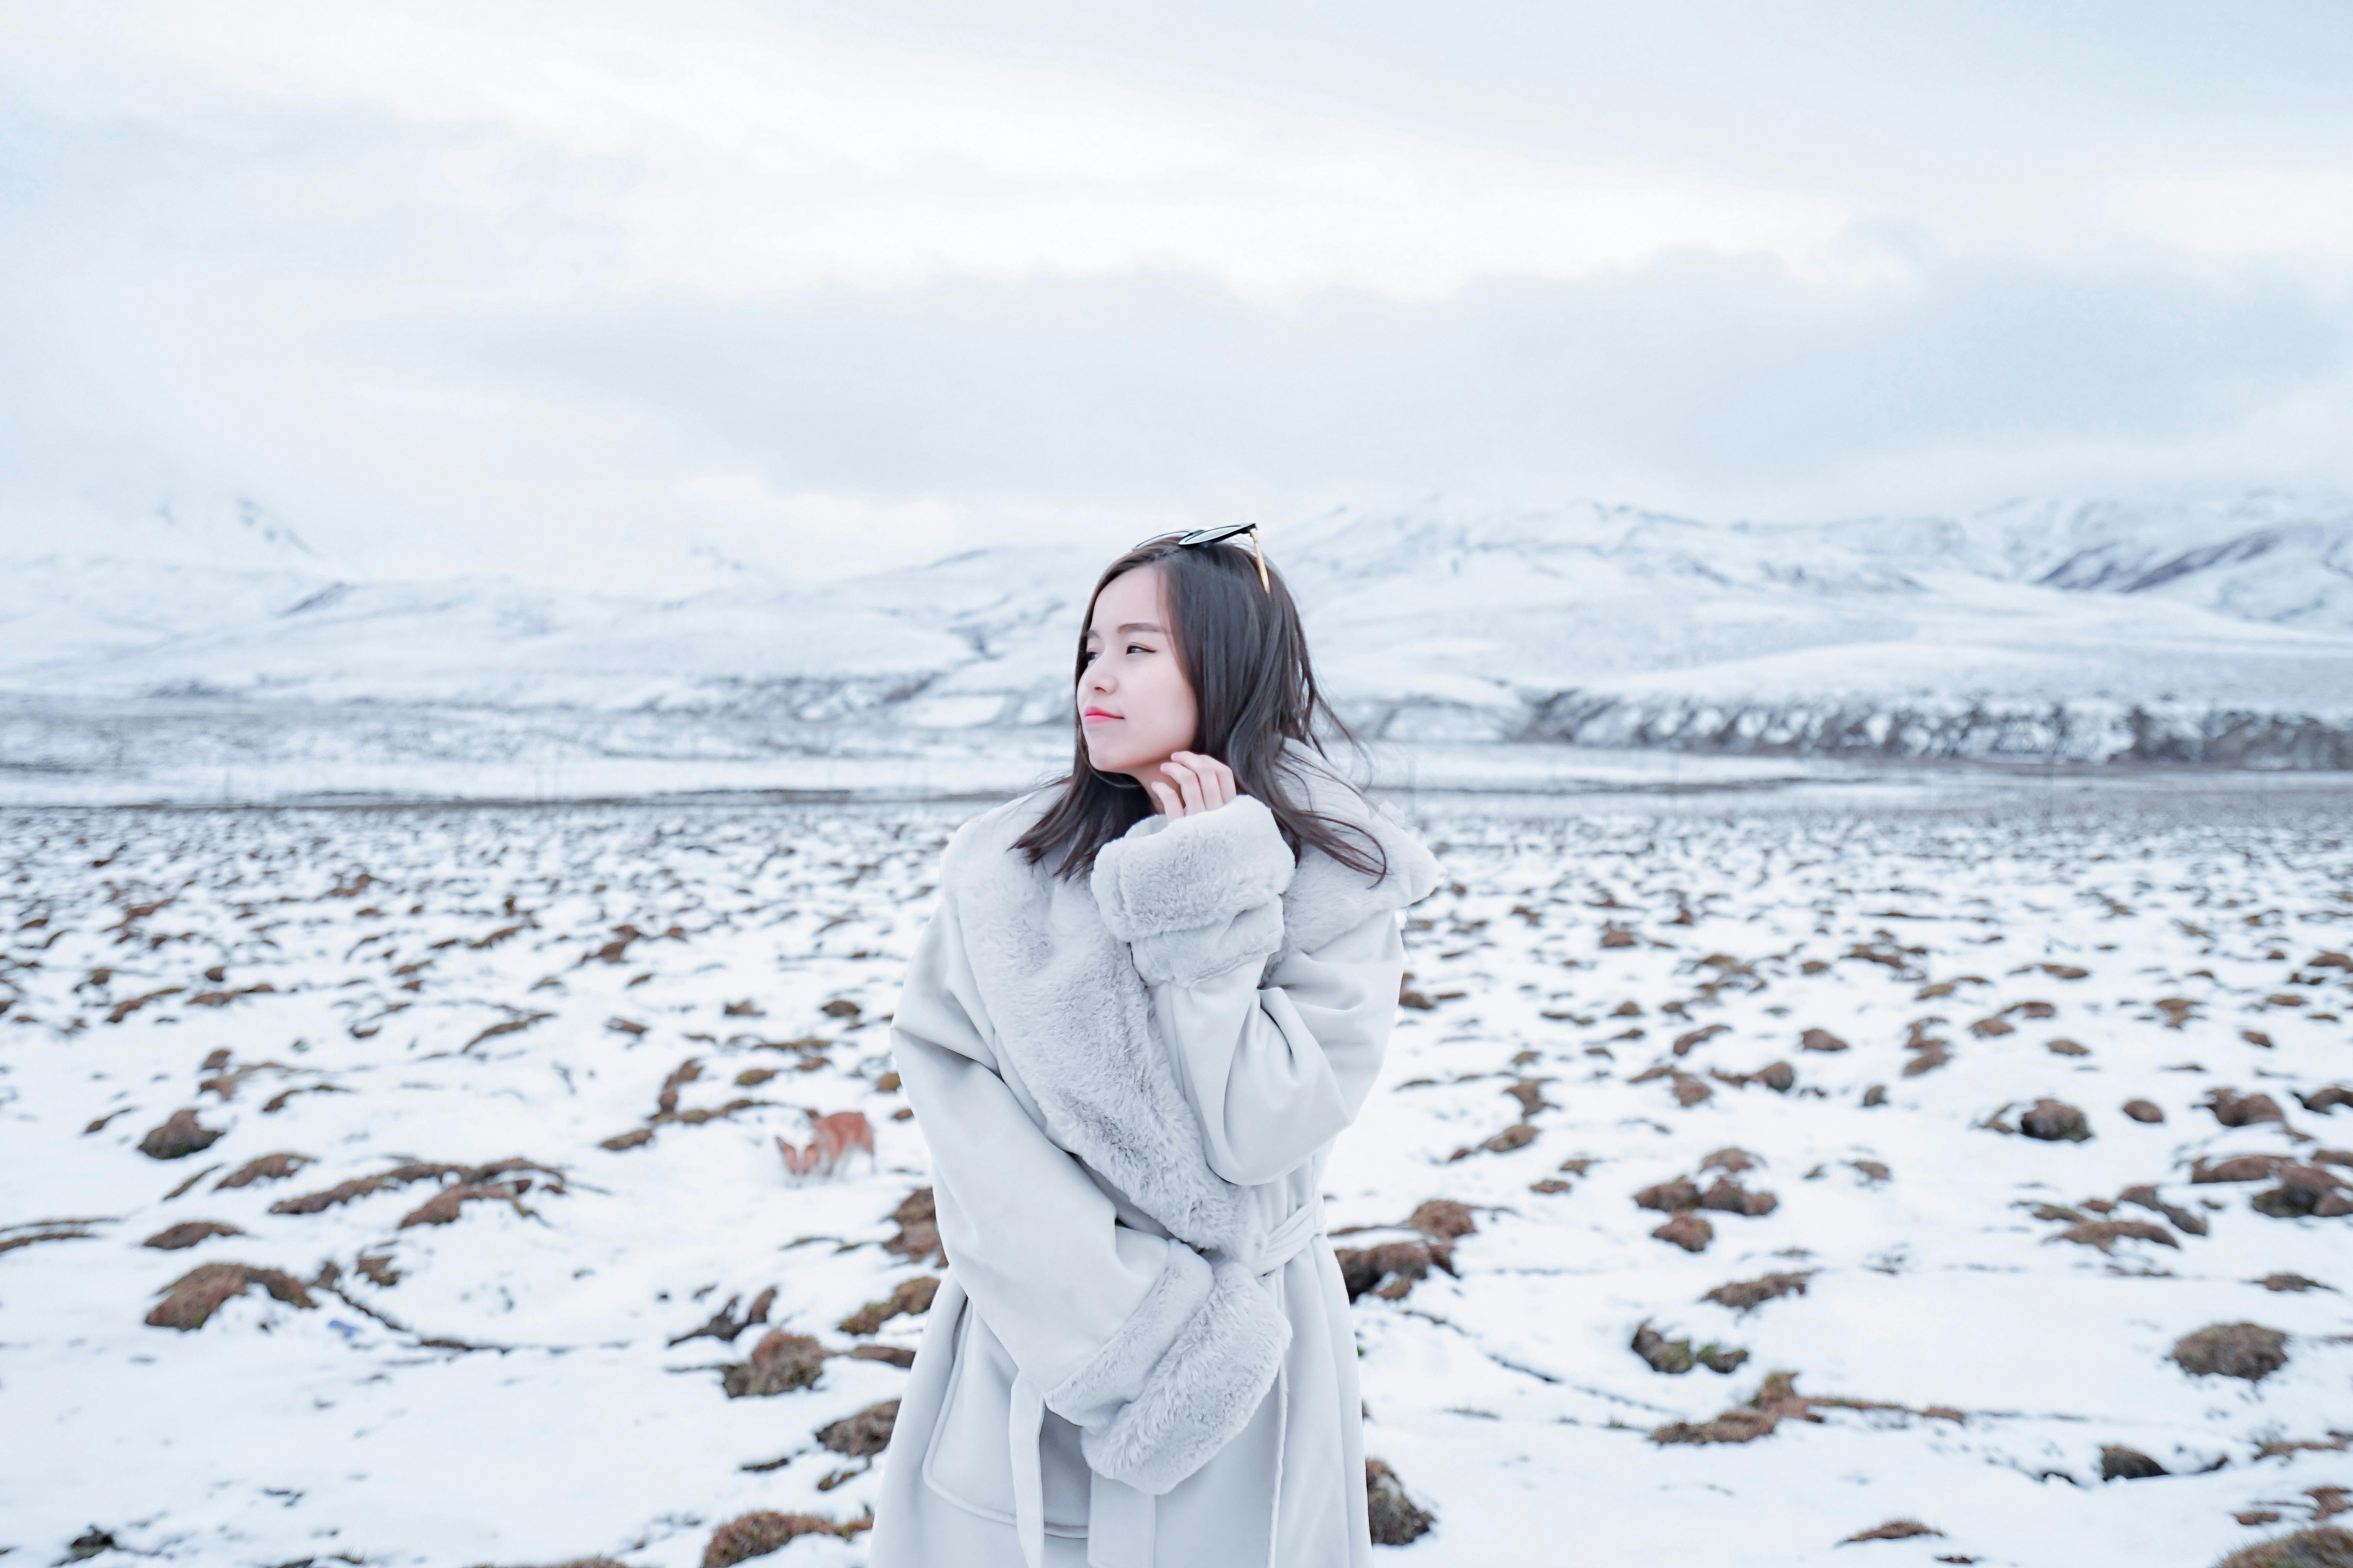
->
[1127,644,1150,656]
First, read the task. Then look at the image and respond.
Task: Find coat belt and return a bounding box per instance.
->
[1009,1197,1326,1568]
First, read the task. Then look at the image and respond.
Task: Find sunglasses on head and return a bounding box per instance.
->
[1132,523,1271,593]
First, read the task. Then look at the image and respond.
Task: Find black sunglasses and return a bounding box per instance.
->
[1132,523,1271,592]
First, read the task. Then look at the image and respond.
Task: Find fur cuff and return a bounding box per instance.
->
[1126,900,1284,987]
[1090,793,1294,942]
[1069,1257,1291,1495]
[1046,1242,1213,1432]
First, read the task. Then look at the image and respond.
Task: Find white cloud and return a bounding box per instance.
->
[2111,166,2353,263]
[47,0,1888,304]
[1,0,2350,587]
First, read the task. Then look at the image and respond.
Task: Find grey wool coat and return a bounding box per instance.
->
[867,746,1440,1568]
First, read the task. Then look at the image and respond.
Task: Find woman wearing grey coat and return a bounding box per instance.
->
[867,529,1440,1568]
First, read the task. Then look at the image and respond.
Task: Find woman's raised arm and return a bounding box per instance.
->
[1150,907,1404,1187]
[1089,791,1409,1187]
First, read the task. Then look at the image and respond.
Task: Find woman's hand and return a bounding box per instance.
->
[1149,750,1240,818]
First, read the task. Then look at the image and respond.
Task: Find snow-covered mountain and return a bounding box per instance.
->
[4,490,2350,773]
[1264,495,2353,761]
[0,495,358,669]
[1801,491,2353,629]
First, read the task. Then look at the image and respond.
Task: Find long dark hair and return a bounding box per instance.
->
[1013,534,1388,884]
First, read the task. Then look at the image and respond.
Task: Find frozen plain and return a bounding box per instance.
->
[2,771,2349,1568]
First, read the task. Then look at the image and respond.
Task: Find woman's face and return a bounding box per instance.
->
[1079,564,1198,788]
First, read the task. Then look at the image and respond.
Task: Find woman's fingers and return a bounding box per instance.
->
[1171,759,1207,816]
[1148,779,1182,815]
[1191,751,1236,809]
[1157,759,1192,816]
[1165,760,1206,815]
[1166,751,1237,813]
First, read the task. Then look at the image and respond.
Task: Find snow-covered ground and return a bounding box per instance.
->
[0,702,2100,813]
[3,776,2348,1567]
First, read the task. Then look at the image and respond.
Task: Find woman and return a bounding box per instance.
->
[867,526,1440,1568]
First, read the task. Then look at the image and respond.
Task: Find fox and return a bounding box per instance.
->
[776,1109,875,1179]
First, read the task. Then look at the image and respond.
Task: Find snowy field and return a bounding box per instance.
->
[3,778,2349,1567]
[0,710,2025,813]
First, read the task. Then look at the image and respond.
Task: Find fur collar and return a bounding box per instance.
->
[939,743,1439,1254]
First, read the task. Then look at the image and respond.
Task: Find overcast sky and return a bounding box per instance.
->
[3,0,2350,591]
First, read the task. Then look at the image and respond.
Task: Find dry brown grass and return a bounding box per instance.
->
[2255,1274,2331,1293]
[2207,1087,2289,1129]
[271,1157,566,1220]
[197,1060,297,1100]
[721,1331,826,1398]
[1903,1040,1952,1076]
[215,1152,313,1189]
[270,1161,468,1214]
[2173,1322,2290,1381]
[815,1400,899,1459]
[397,1179,534,1228]
[2196,1154,2298,1184]
[2117,1184,2208,1236]
[1406,1199,1477,1240]
[1698,1177,1778,1217]
[2050,1220,2179,1253]
[1336,1240,1450,1302]
[1651,1371,1915,1446]
[1333,1199,1479,1302]
[136,1108,222,1160]
[837,1276,938,1336]
[1366,1458,1436,1546]
[2100,1445,2168,1480]
[1651,1212,1713,1252]
[657,1057,702,1113]
[2252,1166,2353,1220]
[2211,1526,2353,1568]
[141,1220,243,1251]
[1843,1519,1941,1542]
[701,1511,869,1568]
[0,1224,96,1257]
[882,1188,943,1266]
[1636,1178,1701,1213]
[667,1286,777,1348]
[2252,1432,2350,1461]
[2021,1098,2092,1141]
[145,1262,315,1330]
[1633,1320,1748,1376]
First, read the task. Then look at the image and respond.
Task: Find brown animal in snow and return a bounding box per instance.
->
[777,1110,876,1178]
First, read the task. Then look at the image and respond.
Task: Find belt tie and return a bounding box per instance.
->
[1008,1197,1326,1568]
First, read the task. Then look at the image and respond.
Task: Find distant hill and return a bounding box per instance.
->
[4,490,2349,767]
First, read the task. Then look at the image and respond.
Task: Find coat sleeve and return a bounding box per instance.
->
[889,875,1288,1495]
[1090,794,1408,1187]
